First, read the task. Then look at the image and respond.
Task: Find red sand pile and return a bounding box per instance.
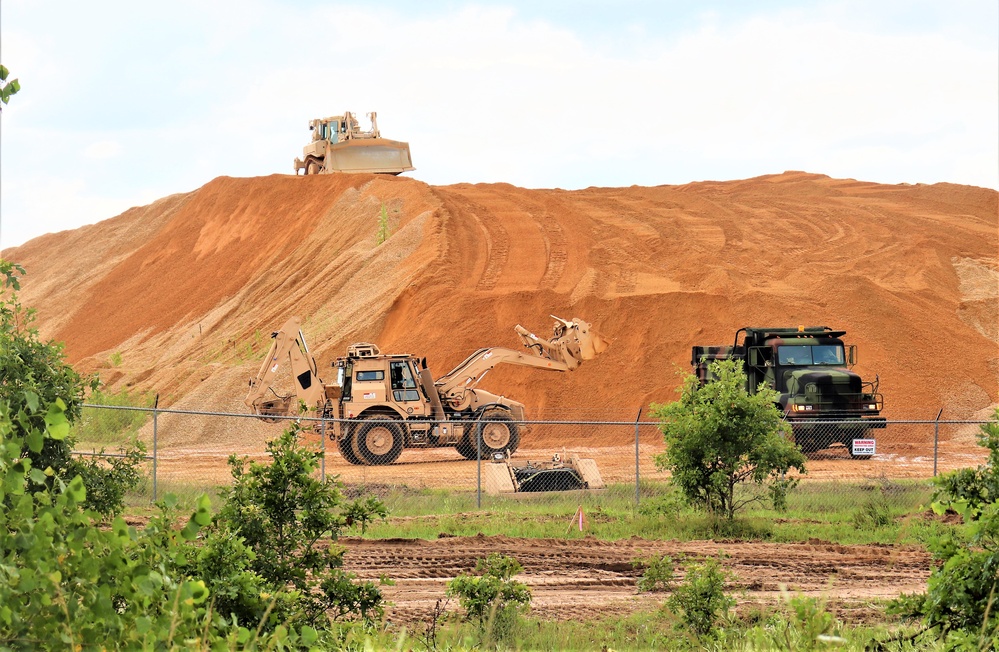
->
[5,172,997,435]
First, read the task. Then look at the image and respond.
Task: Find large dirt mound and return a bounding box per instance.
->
[4,171,997,427]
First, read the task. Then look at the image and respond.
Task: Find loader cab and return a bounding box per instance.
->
[389,359,421,403]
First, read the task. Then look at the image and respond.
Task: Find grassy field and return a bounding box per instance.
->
[343,478,944,546]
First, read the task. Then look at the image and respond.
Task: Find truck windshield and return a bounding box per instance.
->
[777,345,845,366]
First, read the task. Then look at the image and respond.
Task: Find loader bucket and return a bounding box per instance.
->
[515,316,609,370]
[327,138,415,175]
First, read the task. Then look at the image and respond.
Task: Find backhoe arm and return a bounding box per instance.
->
[245,317,325,417]
[434,316,608,401]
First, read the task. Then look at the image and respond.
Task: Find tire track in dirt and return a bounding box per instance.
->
[340,535,931,623]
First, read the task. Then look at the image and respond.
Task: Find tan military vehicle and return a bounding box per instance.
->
[293,111,414,176]
[245,316,607,465]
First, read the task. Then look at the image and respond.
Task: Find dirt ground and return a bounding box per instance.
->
[6,172,997,425]
[339,534,931,625]
[152,437,989,489]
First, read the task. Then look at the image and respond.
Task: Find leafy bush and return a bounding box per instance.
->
[889,410,999,648]
[70,442,147,517]
[666,557,735,637]
[212,423,389,630]
[635,554,676,593]
[447,553,532,642]
[1,260,143,518]
[652,359,807,520]
[0,398,320,649]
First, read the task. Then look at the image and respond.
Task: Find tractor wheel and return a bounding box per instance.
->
[472,410,520,459]
[455,435,478,460]
[307,159,321,175]
[337,431,365,465]
[352,417,404,465]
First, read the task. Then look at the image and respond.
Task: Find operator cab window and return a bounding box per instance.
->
[390,361,420,402]
[356,370,384,382]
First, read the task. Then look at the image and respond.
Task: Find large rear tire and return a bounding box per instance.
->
[352,417,404,465]
[307,159,321,175]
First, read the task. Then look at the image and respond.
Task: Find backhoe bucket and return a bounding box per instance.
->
[326,138,414,175]
[515,316,609,370]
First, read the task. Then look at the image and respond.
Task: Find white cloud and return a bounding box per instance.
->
[83,140,122,160]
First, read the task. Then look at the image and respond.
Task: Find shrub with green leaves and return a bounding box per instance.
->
[666,557,735,637]
[1,260,143,517]
[889,410,999,648]
[652,359,807,520]
[635,554,676,593]
[212,423,389,630]
[447,553,532,641]
[0,398,321,649]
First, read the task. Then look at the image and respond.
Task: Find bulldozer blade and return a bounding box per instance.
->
[326,138,414,175]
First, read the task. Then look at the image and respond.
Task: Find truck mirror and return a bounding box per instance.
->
[848,345,857,366]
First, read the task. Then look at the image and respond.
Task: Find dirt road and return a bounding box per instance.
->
[340,534,931,624]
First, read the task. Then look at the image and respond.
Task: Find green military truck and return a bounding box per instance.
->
[692,326,885,457]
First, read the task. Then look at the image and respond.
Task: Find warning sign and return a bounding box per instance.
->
[852,439,876,456]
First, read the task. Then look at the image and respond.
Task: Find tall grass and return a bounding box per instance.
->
[73,388,155,447]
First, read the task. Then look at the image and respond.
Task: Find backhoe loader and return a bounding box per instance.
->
[245,316,608,465]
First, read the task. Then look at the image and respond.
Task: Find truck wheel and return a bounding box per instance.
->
[352,417,404,465]
[307,159,320,175]
[338,432,365,465]
[473,410,520,458]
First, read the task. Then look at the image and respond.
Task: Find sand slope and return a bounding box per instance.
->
[4,171,997,422]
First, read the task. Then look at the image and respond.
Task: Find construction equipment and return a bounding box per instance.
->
[293,112,414,176]
[245,315,608,465]
[483,452,605,494]
[692,326,885,457]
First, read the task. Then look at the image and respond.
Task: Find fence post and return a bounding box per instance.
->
[635,407,643,506]
[320,417,326,483]
[476,424,482,509]
[152,394,159,502]
[933,408,943,477]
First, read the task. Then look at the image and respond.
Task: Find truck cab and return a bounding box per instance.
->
[692,326,885,454]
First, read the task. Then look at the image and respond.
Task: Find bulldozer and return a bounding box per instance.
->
[293,111,414,176]
[245,315,608,465]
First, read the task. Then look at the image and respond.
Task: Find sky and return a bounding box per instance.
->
[1,0,996,249]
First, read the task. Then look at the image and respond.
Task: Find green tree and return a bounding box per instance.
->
[212,424,388,630]
[0,260,142,517]
[652,359,806,520]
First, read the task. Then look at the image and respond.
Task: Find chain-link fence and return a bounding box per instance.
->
[71,404,993,513]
